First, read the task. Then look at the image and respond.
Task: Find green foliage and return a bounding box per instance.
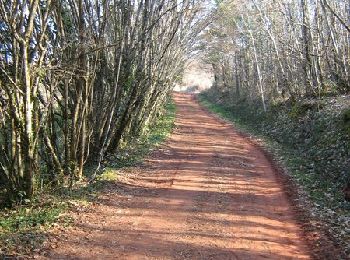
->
[97,168,118,182]
[1,0,192,205]
[0,99,176,256]
[200,91,350,256]
[288,101,320,119]
[214,0,224,5]
[199,92,350,208]
[0,197,67,256]
[200,93,350,255]
[321,80,340,97]
[342,108,350,136]
[109,99,176,168]
[0,204,64,233]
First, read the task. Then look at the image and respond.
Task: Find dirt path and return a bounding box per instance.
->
[41,93,311,259]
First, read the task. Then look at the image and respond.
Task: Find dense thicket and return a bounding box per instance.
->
[0,0,205,203]
[203,0,350,109]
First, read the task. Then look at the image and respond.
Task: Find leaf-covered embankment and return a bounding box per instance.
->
[199,90,350,256]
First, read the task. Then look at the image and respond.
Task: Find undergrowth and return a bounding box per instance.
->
[0,99,176,257]
[107,100,176,168]
[198,91,350,255]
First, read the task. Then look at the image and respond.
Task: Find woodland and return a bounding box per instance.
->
[199,0,350,255]
[0,0,206,204]
[200,0,350,200]
[0,0,350,258]
[204,0,350,103]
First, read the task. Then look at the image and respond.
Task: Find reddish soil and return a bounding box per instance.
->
[40,93,312,259]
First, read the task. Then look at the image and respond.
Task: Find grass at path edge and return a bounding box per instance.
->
[198,93,350,257]
[0,99,176,257]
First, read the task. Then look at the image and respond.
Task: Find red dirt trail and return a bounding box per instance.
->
[41,93,311,259]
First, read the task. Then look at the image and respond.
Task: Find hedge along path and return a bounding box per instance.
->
[40,92,311,259]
